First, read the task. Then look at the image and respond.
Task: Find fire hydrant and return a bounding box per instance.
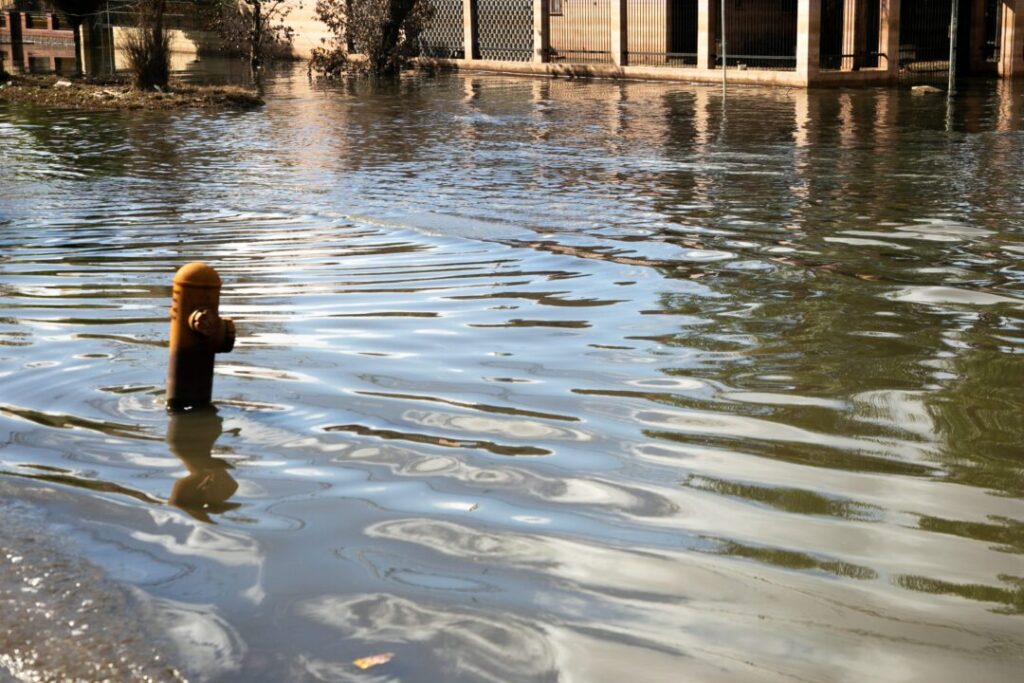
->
[166,263,235,411]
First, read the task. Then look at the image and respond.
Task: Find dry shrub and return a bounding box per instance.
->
[309,0,435,77]
[123,0,171,90]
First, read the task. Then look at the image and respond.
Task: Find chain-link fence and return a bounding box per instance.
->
[420,0,466,58]
[476,0,533,61]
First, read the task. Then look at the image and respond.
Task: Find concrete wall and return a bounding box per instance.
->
[111,27,210,72]
[283,0,331,59]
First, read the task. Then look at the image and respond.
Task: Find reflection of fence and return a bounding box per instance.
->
[476,0,533,61]
[716,0,797,71]
[550,0,612,64]
[628,0,698,67]
[420,0,465,58]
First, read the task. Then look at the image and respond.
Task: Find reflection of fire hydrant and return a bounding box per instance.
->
[167,408,238,522]
[166,263,235,411]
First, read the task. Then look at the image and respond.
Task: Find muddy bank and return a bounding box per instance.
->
[0,75,263,111]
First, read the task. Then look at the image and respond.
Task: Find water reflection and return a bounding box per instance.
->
[1,69,1023,682]
[167,408,238,522]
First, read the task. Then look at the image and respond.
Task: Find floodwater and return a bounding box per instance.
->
[1,66,1023,682]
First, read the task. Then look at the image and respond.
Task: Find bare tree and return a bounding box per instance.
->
[122,0,170,89]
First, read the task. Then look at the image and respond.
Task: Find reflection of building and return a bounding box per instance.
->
[412,0,1024,86]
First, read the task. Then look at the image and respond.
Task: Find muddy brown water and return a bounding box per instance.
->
[1,66,1023,682]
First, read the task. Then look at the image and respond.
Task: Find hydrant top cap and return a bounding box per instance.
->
[174,262,222,288]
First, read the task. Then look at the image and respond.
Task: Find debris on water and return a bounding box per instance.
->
[54,79,72,88]
[353,652,394,670]
[911,85,943,95]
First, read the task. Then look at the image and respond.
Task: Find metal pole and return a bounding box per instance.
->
[947,0,958,96]
[721,0,727,94]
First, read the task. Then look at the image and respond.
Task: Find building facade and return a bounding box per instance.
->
[4,0,1024,87]
[414,0,1024,86]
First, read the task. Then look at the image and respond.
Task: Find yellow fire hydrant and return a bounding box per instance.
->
[166,262,235,411]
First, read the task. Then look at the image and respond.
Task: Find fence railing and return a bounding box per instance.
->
[476,0,534,61]
[420,0,465,58]
[628,0,698,67]
[983,0,1002,62]
[550,0,613,64]
[716,0,797,71]
[898,0,952,81]
[820,0,881,71]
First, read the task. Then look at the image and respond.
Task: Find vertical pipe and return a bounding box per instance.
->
[948,0,958,95]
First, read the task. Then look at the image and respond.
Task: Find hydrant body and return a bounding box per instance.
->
[166,263,235,411]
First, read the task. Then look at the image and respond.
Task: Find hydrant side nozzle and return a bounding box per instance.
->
[220,318,236,354]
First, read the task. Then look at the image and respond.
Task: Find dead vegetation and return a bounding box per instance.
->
[0,74,263,111]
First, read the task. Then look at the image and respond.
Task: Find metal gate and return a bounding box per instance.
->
[716,0,798,71]
[549,0,613,64]
[476,0,534,61]
[628,0,698,67]
[820,0,882,70]
[983,0,1003,63]
[898,0,953,81]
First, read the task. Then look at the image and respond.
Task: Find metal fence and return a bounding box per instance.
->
[420,0,465,58]
[476,0,534,61]
[820,0,881,70]
[983,0,1002,62]
[627,0,698,67]
[898,0,952,81]
[716,0,797,71]
[550,0,613,64]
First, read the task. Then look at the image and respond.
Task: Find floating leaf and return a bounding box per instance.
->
[353,652,394,670]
